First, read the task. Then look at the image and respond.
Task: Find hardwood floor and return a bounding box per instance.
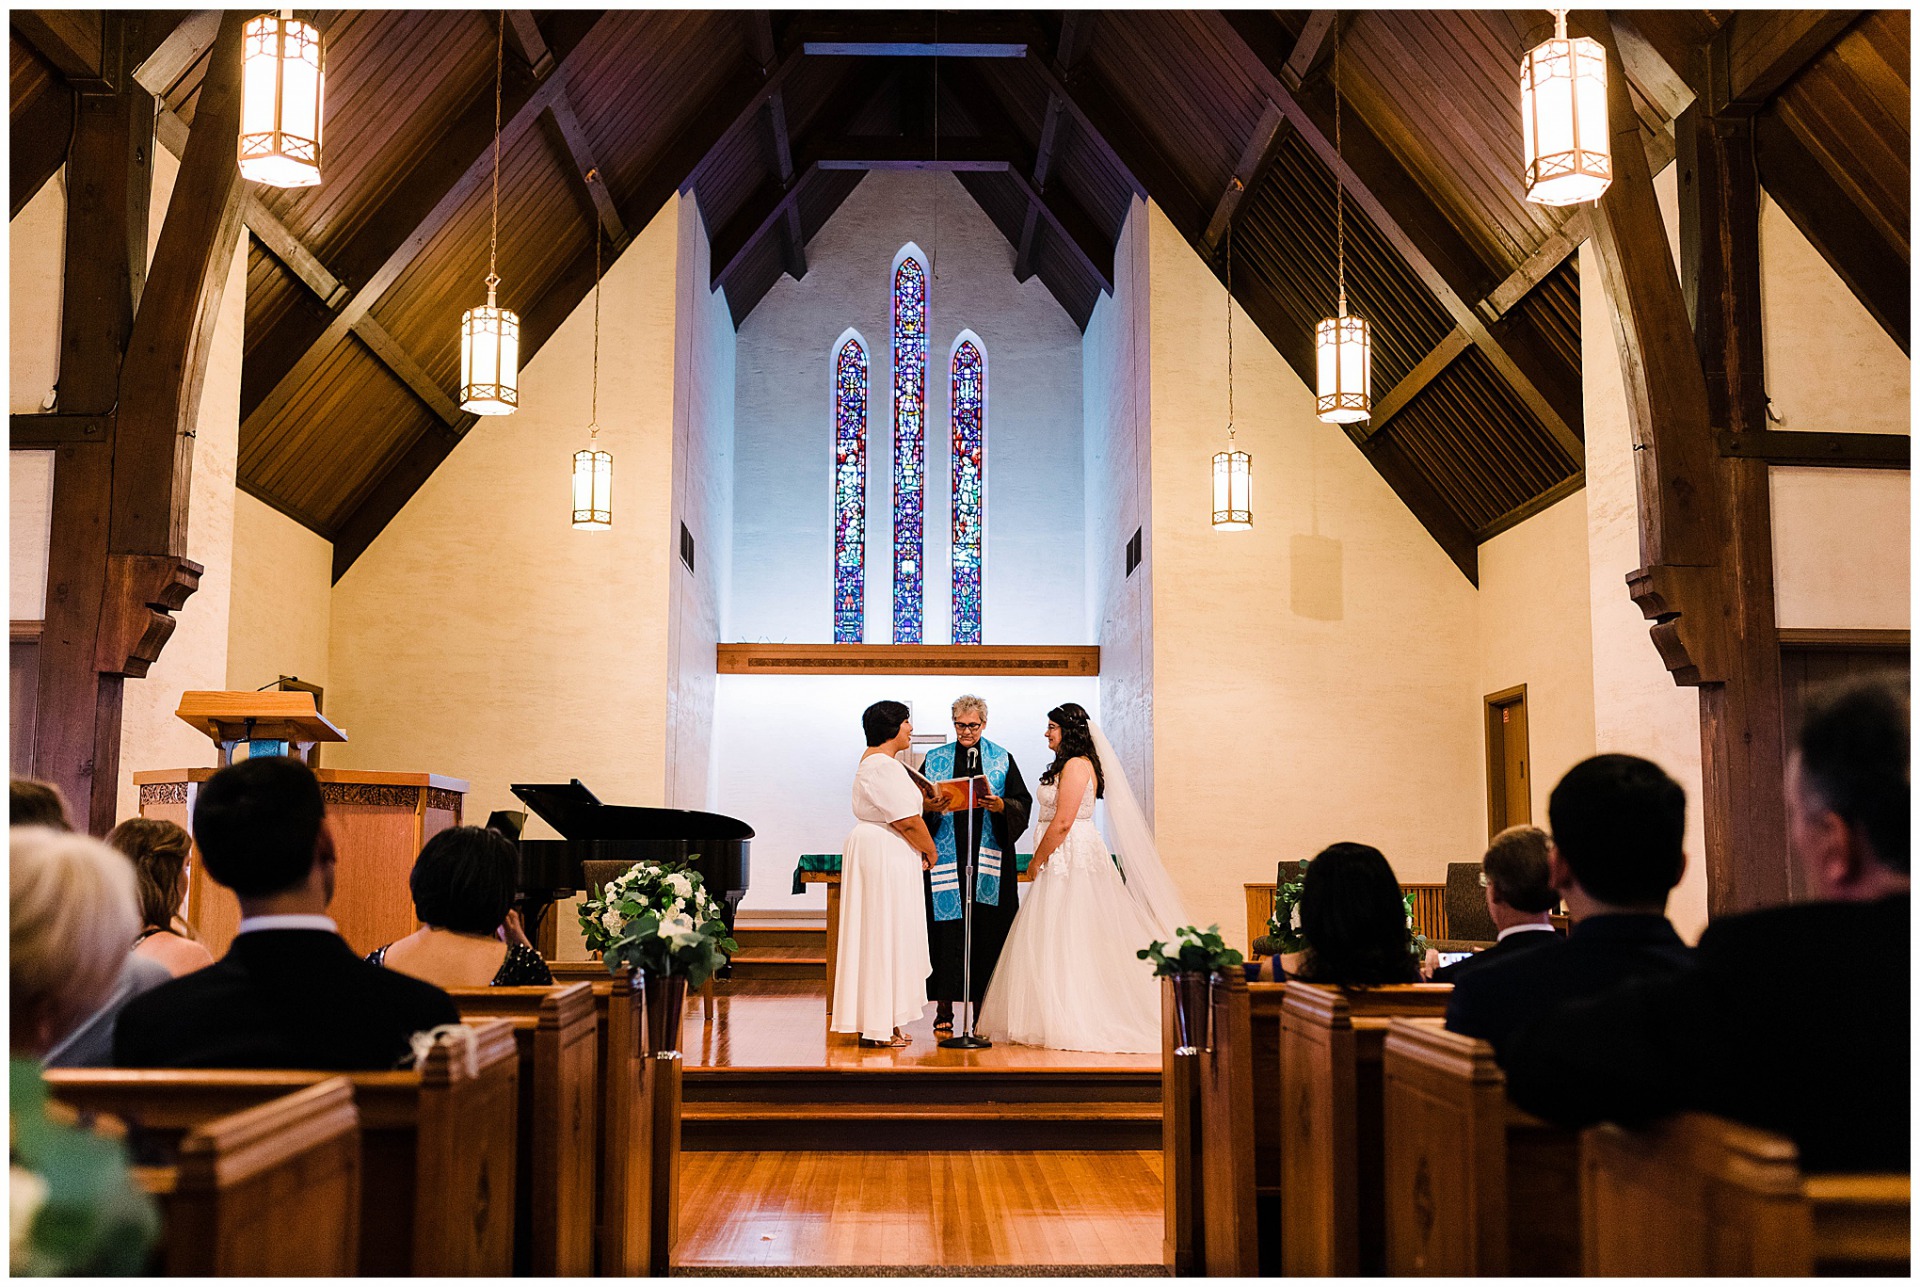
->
[676,1150,1165,1269]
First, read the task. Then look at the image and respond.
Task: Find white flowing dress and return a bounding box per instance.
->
[977,779,1164,1053]
[830,754,933,1042]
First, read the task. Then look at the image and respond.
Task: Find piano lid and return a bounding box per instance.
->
[510,780,755,842]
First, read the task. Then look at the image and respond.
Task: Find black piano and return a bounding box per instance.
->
[505,780,752,962]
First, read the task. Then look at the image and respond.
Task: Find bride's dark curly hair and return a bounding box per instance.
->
[1039,702,1104,798]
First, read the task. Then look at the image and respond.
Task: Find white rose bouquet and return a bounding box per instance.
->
[577,859,738,987]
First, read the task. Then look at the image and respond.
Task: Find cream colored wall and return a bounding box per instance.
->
[327,190,689,958]
[115,149,246,820]
[11,451,55,618]
[1142,202,1484,946]
[1474,493,1599,827]
[226,491,335,693]
[1771,467,1909,630]
[1085,196,1155,818]
[665,198,735,811]
[10,166,65,414]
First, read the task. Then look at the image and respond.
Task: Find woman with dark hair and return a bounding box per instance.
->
[977,702,1188,1053]
[109,817,215,978]
[1289,842,1420,986]
[832,700,939,1047]
[366,826,554,988]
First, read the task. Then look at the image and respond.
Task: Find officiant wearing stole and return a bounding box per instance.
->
[921,695,1033,1033]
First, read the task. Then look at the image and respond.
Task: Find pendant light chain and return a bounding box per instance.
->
[589,223,601,437]
[1333,14,1345,318]
[487,10,503,302]
[1225,223,1235,442]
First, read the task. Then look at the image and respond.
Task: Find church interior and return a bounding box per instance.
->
[9,7,1911,1277]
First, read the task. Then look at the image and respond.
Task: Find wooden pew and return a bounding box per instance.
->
[48,1020,519,1275]
[132,1079,360,1275]
[1380,1017,1580,1276]
[1247,981,1287,1271]
[1162,976,1201,1276]
[547,961,673,1276]
[449,982,599,1276]
[1278,983,1452,1276]
[1583,1112,1911,1276]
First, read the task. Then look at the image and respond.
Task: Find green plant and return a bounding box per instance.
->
[578,860,739,988]
[1263,859,1310,955]
[1404,891,1432,961]
[1139,924,1245,977]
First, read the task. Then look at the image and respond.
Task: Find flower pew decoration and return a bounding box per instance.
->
[579,860,738,988]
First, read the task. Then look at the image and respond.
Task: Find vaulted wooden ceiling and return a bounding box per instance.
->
[11,10,1909,582]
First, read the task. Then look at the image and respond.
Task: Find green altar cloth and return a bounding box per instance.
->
[794,852,1033,895]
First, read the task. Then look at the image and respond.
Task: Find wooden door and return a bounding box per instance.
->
[1483,686,1530,840]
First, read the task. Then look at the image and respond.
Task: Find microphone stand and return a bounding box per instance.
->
[940,774,992,1049]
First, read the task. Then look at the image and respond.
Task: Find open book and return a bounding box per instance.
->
[904,763,994,812]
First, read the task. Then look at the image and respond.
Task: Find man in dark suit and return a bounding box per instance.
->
[1503,680,1909,1173]
[114,756,458,1069]
[1444,754,1692,1052]
[1433,825,1561,983]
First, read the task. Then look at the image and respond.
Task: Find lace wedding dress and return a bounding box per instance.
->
[976,776,1169,1054]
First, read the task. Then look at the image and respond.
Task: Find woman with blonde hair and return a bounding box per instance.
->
[10,826,159,1273]
[108,817,215,977]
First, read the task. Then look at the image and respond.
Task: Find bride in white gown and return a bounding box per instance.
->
[977,703,1188,1054]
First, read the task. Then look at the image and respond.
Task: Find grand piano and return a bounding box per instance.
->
[505,780,752,961]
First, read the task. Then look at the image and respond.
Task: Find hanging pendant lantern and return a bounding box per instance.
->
[1212,442,1252,530]
[1521,9,1612,206]
[460,14,519,416]
[1315,16,1372,425]
[239,11,324,188]
[571,221,612,530]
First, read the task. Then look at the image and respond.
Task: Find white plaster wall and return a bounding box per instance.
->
[730,170,1086,645]
[11,452,55,618]
[1771,467,1910,629]
[10,166,64,414]
[665,199,735,811]
[115,147,244,821]
[1475,493,1599,826]
[1580,229,1710,942]
[328,197,683,829]
[1085,198,1155,820]
[226,491,335,693]
[716,673,1098,913]
[1143,202,1484,946]
[1759,192,1909,435]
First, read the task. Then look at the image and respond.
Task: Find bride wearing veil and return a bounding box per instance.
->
[977,702,1187,1054]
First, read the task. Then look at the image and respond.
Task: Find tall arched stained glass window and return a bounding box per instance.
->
[891,246,928,643]
[950,333,985,644]
[832,332,868,644]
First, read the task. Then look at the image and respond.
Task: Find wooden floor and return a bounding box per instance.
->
[676,1150,1165,1270]
[676,980,1157,1073]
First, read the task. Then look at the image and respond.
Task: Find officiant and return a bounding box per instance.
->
[921,694,1033,1033]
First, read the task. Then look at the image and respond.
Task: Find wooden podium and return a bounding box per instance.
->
[137,692,469,956]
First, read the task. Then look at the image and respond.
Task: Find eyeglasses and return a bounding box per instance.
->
[953,722,984,732]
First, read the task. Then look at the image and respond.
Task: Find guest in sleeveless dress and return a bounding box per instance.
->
[832,701,938,1046]
[367,826,555,988]
[110,817,216,977]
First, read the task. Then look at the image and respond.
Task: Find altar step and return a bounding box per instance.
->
[682,1067,1160,1151]
[729,925,827,980]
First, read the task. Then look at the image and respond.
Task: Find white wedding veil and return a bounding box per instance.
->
[1086,718,1189,942]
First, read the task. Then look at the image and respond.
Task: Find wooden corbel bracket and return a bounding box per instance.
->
[95,553,203,677]
[1626,563,1726,687]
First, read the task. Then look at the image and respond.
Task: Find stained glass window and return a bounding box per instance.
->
[891,252,928,643]
[950,337,985,644]
[833,335,868,644]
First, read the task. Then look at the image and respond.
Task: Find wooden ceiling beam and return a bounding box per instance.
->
[13,10,111,90]
[1364,328,1470,433]
[1209,10,1583,464]
[1283,12,1336,89]
[816,138,1016,171]
[1203,99,1287,255]
[1012,11,1085,282]
[1479,210,1589,323]
[1711,10,1859,115]
[506,11,553,79]
[793,14,1036,60]
[132,9,221,98]
[765,93,808,279]
[10,42,73,220]
[241,12,616,438]
[1610,14,1697,122]
[546,92,631,251]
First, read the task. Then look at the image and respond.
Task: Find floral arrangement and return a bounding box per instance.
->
[578,860,738,988]
[1139,924,1245,977]
[1404,891,1432,961]
[1256,857,1429,963]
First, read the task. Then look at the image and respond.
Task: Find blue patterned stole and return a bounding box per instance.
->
[925,739,1010,921]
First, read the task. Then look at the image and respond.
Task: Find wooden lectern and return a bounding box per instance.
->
[137,692,468,956]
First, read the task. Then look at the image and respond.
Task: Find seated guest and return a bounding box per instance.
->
[1286,843,1420,986]
[111,817,216,977]
[366,825,554,988]
[113,756,459,1069]
[1504,680,1909,1173]
[10,827,159,1272]
[1445,754,1692,1052]
[1433,825,1561,983]
[10,777,71,829]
